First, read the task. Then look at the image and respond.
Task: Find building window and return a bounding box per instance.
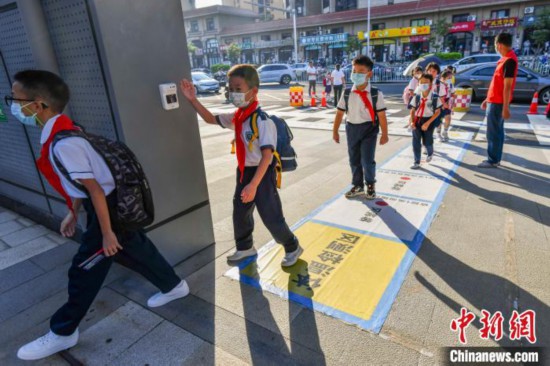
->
[261,35,271,41]
[242,37,251,43]
[323,0,330,9]
[336,0,357,12]
[452,14,469,23]
[206,18,215,31]
[388,0,394,4]
[372,23,385,30]
[282,33,292,39]
[490,9,509,19]
[410,19,426,27]
[190,20,199,32]
[331,27,344,34]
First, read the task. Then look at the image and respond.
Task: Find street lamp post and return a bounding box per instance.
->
[367,0,371,57]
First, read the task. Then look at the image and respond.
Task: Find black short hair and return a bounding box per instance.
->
[496,32,513,47]
[352,55,374,70]
[441,70,452,79]
[227,64,260,89]
[426,62,440,74]
[420,73,433,83]
[13,70,69,113]
[412,66,423,75]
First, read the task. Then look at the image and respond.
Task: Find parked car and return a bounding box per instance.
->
[452,54,501,73]
[191,72,220,94]
[191,68,212,76]
[291,63,308,78]
[257,64,297,85]
[454,64,550,104]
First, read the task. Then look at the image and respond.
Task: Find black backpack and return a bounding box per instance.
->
[52,130,154,231]
[412,92,442,127]
[343,86,380,123]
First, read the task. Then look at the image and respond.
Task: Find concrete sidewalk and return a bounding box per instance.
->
[0,119,548,365]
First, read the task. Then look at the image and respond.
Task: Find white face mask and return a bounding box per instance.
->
[229,91,252,108]
[446,79,452,85]
[419,84,430,92]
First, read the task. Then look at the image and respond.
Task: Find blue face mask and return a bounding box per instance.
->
[350,72,367,86]
[11,102,40,126]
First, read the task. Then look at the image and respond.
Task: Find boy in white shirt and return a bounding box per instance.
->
[437,70,456,142]
[409,74,442,169]
[11,70,187,361]
[332,56,389,199]
[306,61,317,97]
[330,64,346,106]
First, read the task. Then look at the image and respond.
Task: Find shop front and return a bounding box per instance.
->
[279,46,294,64]
[445,21,475,56]
[300,33,349,63]
[205,38,222,67]
[240,42,255,63]
[480,17,518,53]
[366,26,431,62]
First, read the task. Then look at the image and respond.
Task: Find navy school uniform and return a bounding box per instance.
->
[216,110,298,253]
[336,84,386,187]
[43,115,181,336]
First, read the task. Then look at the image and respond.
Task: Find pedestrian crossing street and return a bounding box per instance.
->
[197,97,546,144]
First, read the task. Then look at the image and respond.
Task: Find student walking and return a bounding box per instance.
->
[403,66,423,129]
[436,70,456,142]
[409,74,442,169]
[332,55,389,200]
[180,64,302,266]
[306,61,318,97]
[11,70,188,361]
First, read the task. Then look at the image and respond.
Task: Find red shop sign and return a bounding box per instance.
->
[449,21,475,33]
[481,17,518,30]
[410,35,429,43]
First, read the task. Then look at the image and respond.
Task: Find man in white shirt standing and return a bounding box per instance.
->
[331,64,346,106]
[306,61,317,97]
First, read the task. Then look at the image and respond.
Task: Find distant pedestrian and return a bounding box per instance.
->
[323,71,332,102]
[331,64,346,106]
[478,33,518,168]
[306,61,317,97]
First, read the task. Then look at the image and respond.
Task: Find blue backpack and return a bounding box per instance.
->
[249,108,297,188]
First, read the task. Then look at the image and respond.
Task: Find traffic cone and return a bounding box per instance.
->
[321,91,327,107]
[311,93,317,107]
[527,92,539,115]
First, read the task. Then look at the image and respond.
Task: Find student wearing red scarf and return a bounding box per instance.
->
[181,65,302,266]
[11,70,187,361]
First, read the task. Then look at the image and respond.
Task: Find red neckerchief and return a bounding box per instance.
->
[415,95,428,125]
[36,114,79,213]
[353,88,375,123]
[232,101,259,182]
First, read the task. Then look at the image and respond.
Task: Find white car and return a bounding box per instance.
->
[291,63,308,78]
[452,54,501,73]
[257,64,297,85]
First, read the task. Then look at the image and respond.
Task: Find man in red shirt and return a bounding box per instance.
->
[478,33,518,168]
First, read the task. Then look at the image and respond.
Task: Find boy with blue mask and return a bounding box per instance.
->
[409,74,442,169]
[10,70,187,361]
[332,55,389,200]
[180,64,302,267]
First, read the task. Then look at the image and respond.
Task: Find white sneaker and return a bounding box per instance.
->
[442,130,449,141]
[410,163,421,170]
[226,247,257,261]
[426,154,433,163]
[147,280,189,308]
[437,133,443,142]
[281,245,303,267]
[17,329,79,360]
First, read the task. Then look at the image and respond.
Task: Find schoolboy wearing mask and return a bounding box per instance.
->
[332,55,389,200]
[180,65,302,267]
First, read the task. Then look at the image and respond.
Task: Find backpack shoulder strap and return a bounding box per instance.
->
[371,86,379,122]
[432,92,440,112]
[344,88,351,112]
[414,94,421,109]
[248,111,259,152]
[51,130,88,193]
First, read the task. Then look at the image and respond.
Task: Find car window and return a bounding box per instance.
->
[192,72,210,81]
[260,66,273,71]
[516,69,528,78]
[460,57,475,65]
[472,67,496,76]
[275,65,287,71]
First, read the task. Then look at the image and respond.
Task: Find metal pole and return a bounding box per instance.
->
[292,3,298,63]
[367,0,371,57]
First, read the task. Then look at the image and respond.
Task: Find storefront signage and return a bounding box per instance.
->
[449,21,476,33]
[370,26,430,39]
[481,17,517,30]
[300,33,348,45]
[410,35,430,43]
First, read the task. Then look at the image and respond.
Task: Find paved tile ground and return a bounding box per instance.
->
[0,99,548,365]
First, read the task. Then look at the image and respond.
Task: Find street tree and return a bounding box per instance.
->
[429,18,452,53]
[227,43,242,65]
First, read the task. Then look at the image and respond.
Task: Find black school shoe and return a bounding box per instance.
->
[365,184,376,200]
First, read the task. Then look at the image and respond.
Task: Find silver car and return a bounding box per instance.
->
[191,72,220,94]
[452,54,501,73]
[454,64,550,105]
[257,64,297,85]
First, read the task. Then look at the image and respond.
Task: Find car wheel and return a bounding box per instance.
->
[539,88,550,105]
[280,75,291,85]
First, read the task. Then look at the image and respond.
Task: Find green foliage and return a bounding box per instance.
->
[187,42,198,54]
[227,43,242,64]
[345,36,362,56]
[531,9,550,55]
[428,18,452,53]
[211,64,231,73]
[435,52,462,60]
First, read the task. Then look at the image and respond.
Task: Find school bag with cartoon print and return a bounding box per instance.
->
[52,129,155,230]
[248,108,297,188]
